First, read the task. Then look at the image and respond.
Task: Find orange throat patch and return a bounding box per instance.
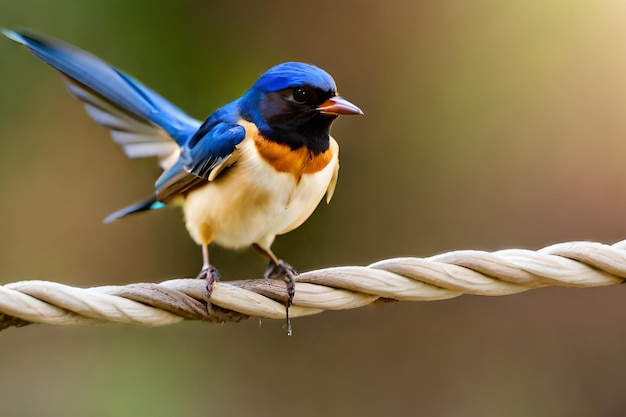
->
[254,135,333,181]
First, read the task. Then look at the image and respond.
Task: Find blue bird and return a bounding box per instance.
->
[3,28,362,328]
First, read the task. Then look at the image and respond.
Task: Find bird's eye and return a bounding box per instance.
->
[292,87,309,104]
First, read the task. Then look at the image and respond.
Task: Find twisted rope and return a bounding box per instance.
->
[1,239,625,331]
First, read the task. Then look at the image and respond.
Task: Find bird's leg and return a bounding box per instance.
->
[264,259,296,305]
[267,260,296,336]
[253,244,296,335]
[197,243,221,297]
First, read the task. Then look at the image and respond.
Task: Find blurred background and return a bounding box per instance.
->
[1,0,626,416]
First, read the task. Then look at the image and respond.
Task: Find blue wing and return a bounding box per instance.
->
[2,28,200,164]
[103,106,245,221]
[155,100,246,201]
[5,28,247,220]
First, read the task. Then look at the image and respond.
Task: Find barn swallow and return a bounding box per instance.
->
[3,28,362,332]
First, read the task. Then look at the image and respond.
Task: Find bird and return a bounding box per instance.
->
[3,28,362,331]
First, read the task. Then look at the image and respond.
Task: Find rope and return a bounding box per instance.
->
[1,239,625,331]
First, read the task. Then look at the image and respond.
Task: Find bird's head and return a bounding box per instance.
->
[240,62,362,154]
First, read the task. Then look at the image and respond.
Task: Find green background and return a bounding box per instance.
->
[1,1,626,416]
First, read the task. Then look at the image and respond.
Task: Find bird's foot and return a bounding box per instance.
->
[264,260,297,335]
[197,265,221,298]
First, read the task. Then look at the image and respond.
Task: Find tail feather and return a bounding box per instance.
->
[103,196,165,224]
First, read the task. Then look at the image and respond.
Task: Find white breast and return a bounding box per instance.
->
[182,136,338,251]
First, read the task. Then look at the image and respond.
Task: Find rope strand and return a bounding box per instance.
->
[1,239,624,331]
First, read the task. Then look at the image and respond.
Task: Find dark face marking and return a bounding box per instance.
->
[257,86,337,154]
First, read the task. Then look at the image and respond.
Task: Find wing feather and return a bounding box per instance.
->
[326,139,340,203]
[155,112,247,201]
[65,78,181,167]
[4,28,199,169]
[5,29,251,209]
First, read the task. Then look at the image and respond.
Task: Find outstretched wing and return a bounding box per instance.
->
[5,28,248,216]
[3,28,200,168]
